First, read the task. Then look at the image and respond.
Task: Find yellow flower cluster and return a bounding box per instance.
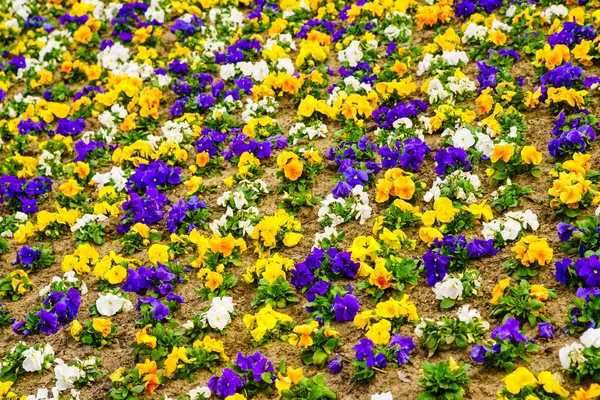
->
[511,235,553,267]
[93,251,141,285]
[62,243,100,274]
[243,304,294,342]
[15,206,82,243]
[499,367,568,398]
[375,168,419,203]
[354,296,419,345]
[549,154,598,210]
[250,209,303,255]
[188,230,247,269]
[243,254,295,284]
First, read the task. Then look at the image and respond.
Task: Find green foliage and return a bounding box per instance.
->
[417,360,471,400]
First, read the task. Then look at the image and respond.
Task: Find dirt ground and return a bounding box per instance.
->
[1,4,598,400]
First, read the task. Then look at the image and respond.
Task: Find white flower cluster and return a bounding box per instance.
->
[39,30,69,62]
[457,305,489,328]
[433,272,481,301]
[414,305,489,337]
[281,0,311,18]
[82,0,121,22]
[208,7,246,31]
[318,185,372,227]
[482,210,539,242]
[164,386,211,400]
[265,33,296,51]
[417,51,469,76]
[21,350,100,398]
[426,78,452,104]
[96,42,130,71]
[18,343,54,372]
[288,121,328,143]
[446,76,477,96]
[443,126,494,158]
[25,388,79,400]
[39,271,88,298]
[371,392,393,400]
[38,149,61,176]
[95,292,133,317]
[220,61,269,82]
[71,214,108,233]
[91,166,128,191]
[559,327,600,368]
[185,296,235,331]
[382,17,412,41]
[313,226,342,249]
[433,277,463,301]
[54,360,85,391]
[338,40,364,67]
[490,19,512,34]
[211,180,268,237]
[0,212,28,238]
[542,4,569,21]
[425,76,476,105]
[97,104,128,133]
[241,97,279,122]
[462,23,488,43]
[423,170,482,203]
[161,120,194,144]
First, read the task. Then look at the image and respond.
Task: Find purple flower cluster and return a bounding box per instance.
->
[555,254,600,287]
[172,77,253,117]
[195,127,228,157]
[111,2,153,42]
[72,85,103,102]
[372,100,427,130]
[56,118,86,136]
[122,263,184,297]
[548,110,598,157]
[434,147,471,176]
[18,119,47,135]
[58,13,88,26]
[476,58,523,91]
[291,248,360,290]
[170,15,203,37]
[304,282,360,323]
[538,322,555,339]
[332,292,360,322]
[390,334,417,365]
[540,62,584,90]
[136,295,183,322]
[13,246,41,266]
[379,138,431,171]
[328,354,344,374]
[454,0,502,18]
[208,352,275,398]
[327,136,381,195]
[222,132,287,161]
[0,175,52,213]
[423,236,496,286]
[471,318,533,364]
[166,196,210,234]
[355,338,387,369]
[74,139,115,162]
[13,288,81,335]
[354,335,416,371]
[118,187,168,233]
[547,21,597,48]
[297,19,337,39]
[215,39,261,64]
[127,160,181,192]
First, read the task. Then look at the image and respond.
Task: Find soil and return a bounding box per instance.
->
[1,5,598,400]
